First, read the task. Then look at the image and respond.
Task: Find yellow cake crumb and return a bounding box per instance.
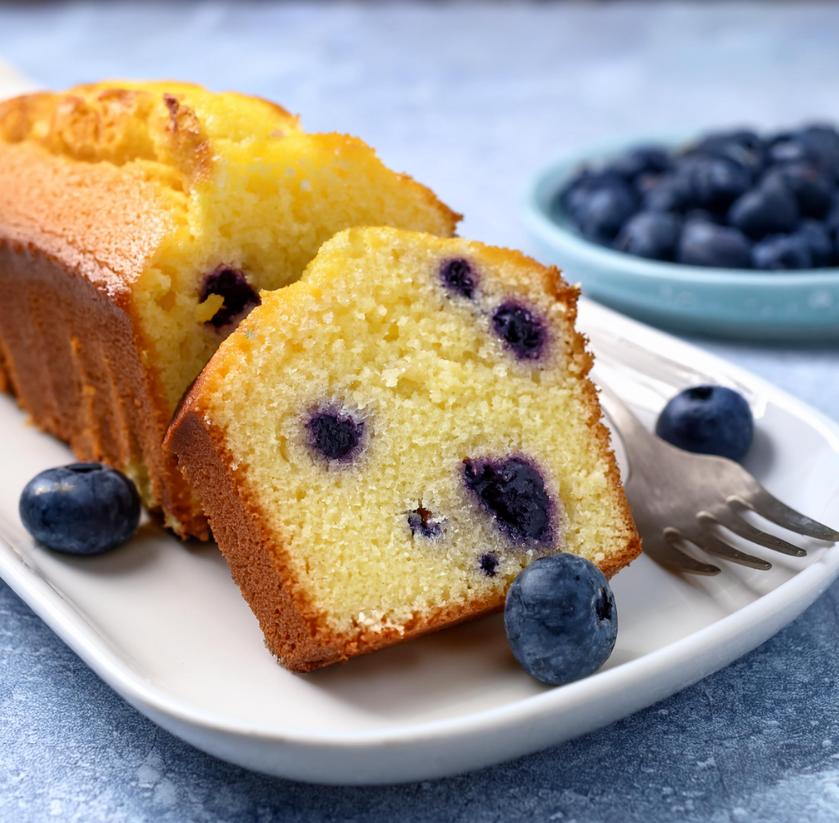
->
[172,227,640,659]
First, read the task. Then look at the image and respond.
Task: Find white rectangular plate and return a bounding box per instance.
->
[1,299,838,785]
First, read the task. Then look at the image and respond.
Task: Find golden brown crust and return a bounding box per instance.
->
[0,98,211,537]
[0,84,214,183]
[166,405,338,670]
[394,171,462,237]
[0,141,173,294]
[167,397,508,672]
[0,237,209,539]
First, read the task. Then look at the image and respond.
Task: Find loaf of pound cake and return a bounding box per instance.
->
[0,81,458,538]
[166,227,641,672]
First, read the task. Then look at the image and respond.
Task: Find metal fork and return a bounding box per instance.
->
[597,383,839,575]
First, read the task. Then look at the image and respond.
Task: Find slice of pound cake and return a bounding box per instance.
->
[0,82,457,538]
[166,228,640,671]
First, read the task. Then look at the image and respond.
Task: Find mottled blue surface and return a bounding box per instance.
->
[2,2,839,820]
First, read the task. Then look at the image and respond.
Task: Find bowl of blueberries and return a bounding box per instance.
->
[523,125,839,338]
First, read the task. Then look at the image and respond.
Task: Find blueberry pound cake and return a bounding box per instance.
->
[0,82,458,538]
[166,227,640,672]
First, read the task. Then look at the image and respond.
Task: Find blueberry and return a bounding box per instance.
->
[613,211,681,261]
[307,408,364,462]
[199,267,261,328]
[683,209,722,225]
[439,258,477,300]
[463,456,554,546]
[694,129,764,155]
[407,506,443,540]
[479,552,499,577]
[635,172,666,196]
[559,167,627,208]
[798,124,839,176]
[728,178,800,239]
[826,194,839,238]
[504,554,617,686]
[642,175,693,213]
[677,220,752,268]
[677,156,751,212]
[767,126,839,177]
[689,130,765,179]
[767,135,810,167]
[655,386,754,460]
[19,463,141,555]
[570,183,638,243]
[564,166,628,192]
[752,233,814,270]
[763,163,833,218]
[607,145,671,180]
[491,302,547,361]
[795,220,834,267]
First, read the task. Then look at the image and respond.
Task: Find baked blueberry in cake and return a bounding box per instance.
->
[0,81,458,537]
[166,227,640,671]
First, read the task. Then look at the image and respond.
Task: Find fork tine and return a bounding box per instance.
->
[667,527,772,571]
[698,511,807,558]
[731,492,839,543]
[643,530,721,575]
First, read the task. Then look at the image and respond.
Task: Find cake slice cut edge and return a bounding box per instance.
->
[166,227,641,672]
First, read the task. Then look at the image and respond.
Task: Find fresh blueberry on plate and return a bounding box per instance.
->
[655,386,754,460]
[504,554,617,686]
[19,463,141,555]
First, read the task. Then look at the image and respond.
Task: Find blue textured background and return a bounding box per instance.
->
[2,2,839,820]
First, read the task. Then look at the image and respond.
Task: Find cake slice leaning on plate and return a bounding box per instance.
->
[0,81,458,539]
[166,227,641,672]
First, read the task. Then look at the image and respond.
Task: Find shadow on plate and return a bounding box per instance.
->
[305,612,547,718]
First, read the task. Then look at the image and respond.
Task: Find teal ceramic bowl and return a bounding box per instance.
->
[523,139,839,339]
